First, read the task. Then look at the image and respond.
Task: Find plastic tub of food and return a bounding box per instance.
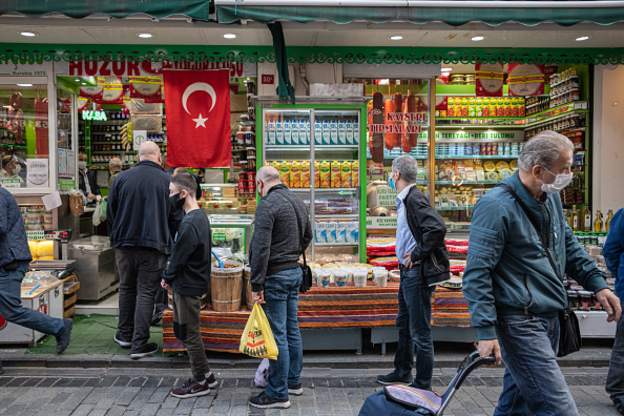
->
[353,269,368,288]
[373,267,389,287]
[333,270,351,288]
[317,269,331,288]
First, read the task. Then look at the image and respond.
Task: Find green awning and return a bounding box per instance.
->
[2,43,624,65]
[0,0,211,21]
[216,1,624,27]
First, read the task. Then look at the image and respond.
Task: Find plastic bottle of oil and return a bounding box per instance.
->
[594,210,604,233]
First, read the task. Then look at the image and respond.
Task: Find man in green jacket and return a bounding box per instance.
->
[463,131,621,415]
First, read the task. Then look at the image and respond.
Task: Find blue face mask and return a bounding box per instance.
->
[388,174,397,192]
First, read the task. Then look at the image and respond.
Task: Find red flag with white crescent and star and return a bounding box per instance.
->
[163,69,231,167]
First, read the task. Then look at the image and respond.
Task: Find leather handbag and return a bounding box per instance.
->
[500,184,582,357]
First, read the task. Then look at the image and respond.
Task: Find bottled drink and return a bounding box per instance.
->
[584,209,592,232]
[572,206,580,231]
[594,210,604,233]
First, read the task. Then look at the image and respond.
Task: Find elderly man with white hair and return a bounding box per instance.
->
[107,141,172,359]
[248,165,312,410]
[463,130,622,415]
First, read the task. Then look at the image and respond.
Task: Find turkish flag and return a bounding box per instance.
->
[163,69,231,167]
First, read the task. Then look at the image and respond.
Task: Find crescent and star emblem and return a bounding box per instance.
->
[181,82,218,129]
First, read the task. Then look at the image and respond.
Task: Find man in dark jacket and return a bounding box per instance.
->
[463,131,621,415]
[107,141,171,359]
[0,186,73,362]
[605,208,624,413]
[377,155,449,389]
[248,166,312,410]
[78,151,100,204]
[162,172,217,399]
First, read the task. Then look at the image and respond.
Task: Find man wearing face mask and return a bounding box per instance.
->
[78,152,100,204]
[376,155,449,389]
[463,131,621,415]
[107,142,171,359]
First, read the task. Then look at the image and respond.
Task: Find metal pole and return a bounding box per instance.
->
[428,77,436,203]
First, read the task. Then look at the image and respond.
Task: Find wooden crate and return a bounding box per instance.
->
[61,274,80,318]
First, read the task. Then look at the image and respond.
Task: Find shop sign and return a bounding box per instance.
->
[261,74,274,84]
[0,177,22,188]
[133,130,147,152]
[0,62,52,77]
[81,109,107,121]
[26,158,49,188]
[66,59,251,79]
[366,216,397,229]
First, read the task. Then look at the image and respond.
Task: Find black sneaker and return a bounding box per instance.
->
[205,372,219,389]
[288,384,304,396]
[113,334,131,349]
[614,397,624,415]
[249,392,291,409]
[376,371,412,386]
[170,378,211,399]
[130,343,158,360]
[55,319,73,354]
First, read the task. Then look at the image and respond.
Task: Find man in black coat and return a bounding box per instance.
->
[376,155,450,390]
[78,152,100,204]
[107,142,171,359]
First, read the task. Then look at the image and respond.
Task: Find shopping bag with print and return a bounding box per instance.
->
[239,303,278,360]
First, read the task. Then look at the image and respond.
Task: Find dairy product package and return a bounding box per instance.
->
[331,161,342,188]
[315,222,326,244]
[336,222,348,243]
[338,121,347,145]
[267,120,276,145]
[346,121,355,144]
[322,121,331,145]
[276,122,284,145]
[314,121,323,145]
[326,222,337,243]
[291,120,300,145]
[330,120,339,145]
[284,121,292,145]
[348,221,359,243]
[300,121,309,145]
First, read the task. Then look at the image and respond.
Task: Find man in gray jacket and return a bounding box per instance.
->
[248,166,312,410]
[463,131,621,415]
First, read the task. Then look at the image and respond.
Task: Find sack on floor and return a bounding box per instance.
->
[239,303,278,360]
[254,358,270,388]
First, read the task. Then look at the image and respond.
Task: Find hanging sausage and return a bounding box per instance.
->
[371,92,385,163]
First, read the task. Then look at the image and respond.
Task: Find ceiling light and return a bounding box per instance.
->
[20,31,36,37]
[471,36,485,42]
[441,67,453,72]
[390,35,403,41]
[137,33,153,39]
[17,83,33,87]
[223,33,237,39]
[576,36,590,42]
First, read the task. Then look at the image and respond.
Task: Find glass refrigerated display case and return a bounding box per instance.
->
[257,101,367,262]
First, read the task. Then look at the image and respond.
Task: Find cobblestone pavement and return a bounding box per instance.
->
[0,366,620,416]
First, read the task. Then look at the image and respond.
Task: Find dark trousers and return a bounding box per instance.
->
[607,316,624,403]
[115,248,166,352]
[173,292,211,382]
[393,267,434,390]
[494,315,578,415]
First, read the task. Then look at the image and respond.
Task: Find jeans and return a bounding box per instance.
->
[0,268,64,336]
[173,292,211,382]
[116,248,166,352]
[494,315,578,416]
[262,267,303,400]
[393,267,434,390]
[607,316,624,403]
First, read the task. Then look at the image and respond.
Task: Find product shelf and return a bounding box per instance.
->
[436,155,518,160]
[265,144,359,151]
[291,188,359,193]
[315,242,359,247]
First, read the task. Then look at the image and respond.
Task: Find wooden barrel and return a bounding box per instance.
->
[243,266,253,310]
[211,261,244,312]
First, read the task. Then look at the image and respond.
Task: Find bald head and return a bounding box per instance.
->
[257,165,281,197]
[139,141,162,164]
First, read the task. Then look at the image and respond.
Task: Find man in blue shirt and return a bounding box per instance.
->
[377,156,449,389]
[605,208,624,414]
[463,131,621,415]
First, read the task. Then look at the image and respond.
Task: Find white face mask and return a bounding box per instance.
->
[541,168,573,194]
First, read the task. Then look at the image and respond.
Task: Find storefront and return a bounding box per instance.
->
[1,0,624,350]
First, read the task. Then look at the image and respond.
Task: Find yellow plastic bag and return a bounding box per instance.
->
[239,303,279,360]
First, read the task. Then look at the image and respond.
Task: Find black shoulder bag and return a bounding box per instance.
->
[500,184,581,357]
[283,195,313,293]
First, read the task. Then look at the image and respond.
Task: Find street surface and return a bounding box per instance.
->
[0,366,620,416]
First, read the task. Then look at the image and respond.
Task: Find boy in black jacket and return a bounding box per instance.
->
[161,172,217,398]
